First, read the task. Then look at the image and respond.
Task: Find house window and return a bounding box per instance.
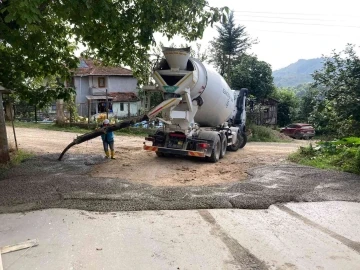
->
[98,77,105,88]
[120,103,124,111]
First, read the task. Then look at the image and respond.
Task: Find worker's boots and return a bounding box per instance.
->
[105,150,110,159]
[111,150,116,160]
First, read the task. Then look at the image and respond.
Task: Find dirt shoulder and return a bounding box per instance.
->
[6,127,310,186]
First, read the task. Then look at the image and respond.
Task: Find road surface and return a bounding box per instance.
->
[1,202,360,270]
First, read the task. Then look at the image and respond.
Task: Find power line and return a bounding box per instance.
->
[233,10,359,18]
[233,18,360,29]
[250,29,350,37]
[233,14,353,23]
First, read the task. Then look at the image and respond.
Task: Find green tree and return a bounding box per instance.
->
[231,54,274,100]
[312,44,360,136]
[187,43,210,62]
[297,86,320,122]
[209,11,254,82]
[273,88,300,127]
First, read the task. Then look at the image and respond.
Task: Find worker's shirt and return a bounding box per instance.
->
[101,130,114,143]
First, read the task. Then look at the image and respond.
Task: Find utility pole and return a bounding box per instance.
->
[106,88,109,119]
[0,89,10,163]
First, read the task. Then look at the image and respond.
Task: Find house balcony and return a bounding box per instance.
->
[90,87,107,96]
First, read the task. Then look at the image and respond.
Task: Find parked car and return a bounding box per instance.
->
[280,123,315,139]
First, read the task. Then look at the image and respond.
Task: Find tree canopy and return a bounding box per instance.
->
[231,54,274,100]
[272,88,299,127]
[311,44,360,136]
[0,0,228,92]
[209,11,254,82]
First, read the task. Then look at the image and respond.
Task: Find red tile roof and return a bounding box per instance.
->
[108,92,140,102]
[74,59,133,76]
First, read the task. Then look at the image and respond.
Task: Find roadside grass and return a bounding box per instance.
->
[9,121,89,133]
[248,124,292,142]
[7,121,152,137]
[289,138,360,174]
[0,149,34,177]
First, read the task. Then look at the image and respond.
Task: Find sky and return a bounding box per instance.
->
[155,0,360,71]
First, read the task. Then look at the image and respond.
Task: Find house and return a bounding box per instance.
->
[249,97,279,126]
[73,59,139,119]
[261,98,279,126]
[108,92,141,118]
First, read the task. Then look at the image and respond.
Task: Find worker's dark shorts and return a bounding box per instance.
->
[103,141,114,152]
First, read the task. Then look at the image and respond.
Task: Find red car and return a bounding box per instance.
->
[280,123,315,139]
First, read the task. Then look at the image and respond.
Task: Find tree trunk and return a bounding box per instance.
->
[56,99,65,124]
[34,105,37,123]
[5,102,13,121]
[0,93,10,163]
[227,54,232,86]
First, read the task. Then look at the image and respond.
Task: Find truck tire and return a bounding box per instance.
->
[228,132,247,151]
[239,132,247,149]
[227,133,240,151]
[219,135,227,159]
[208,135,221,163]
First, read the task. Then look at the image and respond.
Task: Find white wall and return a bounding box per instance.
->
[107,76,138,93]
[74,76,90,104]
[112,102,140,118]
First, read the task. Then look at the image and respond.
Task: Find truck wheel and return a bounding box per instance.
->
[208,136,221,163]
[239,132,247,149]
[227,133,240,151]
[219,136,227,159]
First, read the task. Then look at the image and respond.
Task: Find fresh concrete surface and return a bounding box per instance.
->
[1,201,360,270]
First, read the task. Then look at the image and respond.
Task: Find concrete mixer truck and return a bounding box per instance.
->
[143,47,248,163]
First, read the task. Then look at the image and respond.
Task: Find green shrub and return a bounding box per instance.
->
[248,124,290,142]
[355,147,360,170]
[289,137,360,174]
[0,150,33,176]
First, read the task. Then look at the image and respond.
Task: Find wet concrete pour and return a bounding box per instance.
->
[0,154,360,213]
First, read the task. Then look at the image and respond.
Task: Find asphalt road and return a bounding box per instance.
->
[0,153,359,213]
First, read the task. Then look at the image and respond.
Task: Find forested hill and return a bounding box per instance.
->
[273,58,324,87]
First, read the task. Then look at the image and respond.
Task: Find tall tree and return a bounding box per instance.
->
[231,54,274,100]
[311,44,360,136]
[0,0,228,163]
[273,88,300,127]
[297,85,320,122]
[209,11,254,83]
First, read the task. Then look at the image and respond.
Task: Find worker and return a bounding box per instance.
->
[101,119,115,159]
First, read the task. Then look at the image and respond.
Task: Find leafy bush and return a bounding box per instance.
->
[0,150,33,177]
[248,124,291,142]
[289,137,360,174]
